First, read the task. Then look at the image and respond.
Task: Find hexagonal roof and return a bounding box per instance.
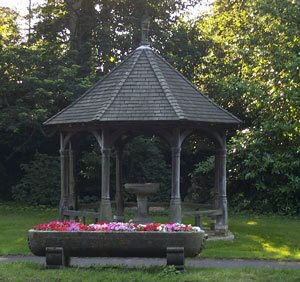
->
[44,45,240,126]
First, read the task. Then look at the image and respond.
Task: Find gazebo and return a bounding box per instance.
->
[44,19,240,236]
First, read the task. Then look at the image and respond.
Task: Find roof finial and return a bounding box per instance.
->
[140,14,150,46]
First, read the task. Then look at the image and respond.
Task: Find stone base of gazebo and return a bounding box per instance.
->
[205,229,235,242]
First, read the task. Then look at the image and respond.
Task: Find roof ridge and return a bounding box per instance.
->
[43,51,137,125]
[145,50,185,120]
[152,51,241,124]
[93,50,142,121]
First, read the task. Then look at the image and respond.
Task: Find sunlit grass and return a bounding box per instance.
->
[247,221,257,225]
[199,215,300,261]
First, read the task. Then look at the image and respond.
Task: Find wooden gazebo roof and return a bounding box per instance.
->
[44,45,240,126]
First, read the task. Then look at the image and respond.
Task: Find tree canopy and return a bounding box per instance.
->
[191,0,300,214]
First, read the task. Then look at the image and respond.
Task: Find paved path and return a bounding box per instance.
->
[1,255,300,269]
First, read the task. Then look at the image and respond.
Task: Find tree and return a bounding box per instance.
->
[191,0,300,214]
[0,7,20,49]
[0,4,97,199]
[0,0,201,202]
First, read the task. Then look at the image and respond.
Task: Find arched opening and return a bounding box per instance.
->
[181,134,215,205]
[58,131,104,223]
[122,135,171,202]
[74,132,102,209]
[111,130,172,222]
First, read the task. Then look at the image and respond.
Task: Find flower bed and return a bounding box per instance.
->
[33,221,203,233]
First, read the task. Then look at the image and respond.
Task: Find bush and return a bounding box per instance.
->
[123,136,171,202]
[12,153,60,206]
[188,155,215,204]
[227,125,300,215]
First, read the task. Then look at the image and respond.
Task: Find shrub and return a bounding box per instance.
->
[12,153,60,206]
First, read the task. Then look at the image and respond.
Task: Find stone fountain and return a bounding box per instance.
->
[125,183,159,223]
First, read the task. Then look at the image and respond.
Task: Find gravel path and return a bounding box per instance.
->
[1,255,300,269]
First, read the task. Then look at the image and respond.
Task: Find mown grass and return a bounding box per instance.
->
[196,215,300,261]
[0,201,300,261]
[1,261,300,282]
[0,202,57,255]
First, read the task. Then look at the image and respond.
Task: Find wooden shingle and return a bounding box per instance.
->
[44,46,240,126]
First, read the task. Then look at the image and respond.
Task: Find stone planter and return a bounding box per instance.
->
[28,229,206,270]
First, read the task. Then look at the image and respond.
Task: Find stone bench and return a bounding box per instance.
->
[28,230,206,271]
[63,210,99,224]
[182,209,223,229]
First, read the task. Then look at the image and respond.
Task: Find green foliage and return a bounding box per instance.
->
[0,7,20,48]
[76,138,102,200]
[33,0,200,74]
[156,19,212,81]
[159,265,182,277]
[189,0,300,214]
[181,136,215,203]
[0,5,96,199]
[192,155,215,175]
[12,153,60,205]
[188,155,215,203]
[0,0,199,201]
[123,136,171,202]
[0,44,96,199]
[1,0,299,216]
[228,125,300,215]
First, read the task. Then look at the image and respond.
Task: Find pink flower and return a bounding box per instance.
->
[33,221,203,233]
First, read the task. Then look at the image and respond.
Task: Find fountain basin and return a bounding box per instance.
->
[125,183,160,223]
[124,183,159,195]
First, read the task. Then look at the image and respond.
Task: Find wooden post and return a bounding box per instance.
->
[160,128,191,224]
[68,142,77,211]
[59,133,69,221]
[170,130,182,223]
[215,142,228,235]
[211,151,220,231]
[115,148,125,222]
[99,129,112,222]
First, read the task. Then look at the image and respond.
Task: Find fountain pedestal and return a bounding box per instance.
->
[125,183,159,223]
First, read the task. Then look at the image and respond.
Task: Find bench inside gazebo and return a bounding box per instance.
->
[44,18,240,237]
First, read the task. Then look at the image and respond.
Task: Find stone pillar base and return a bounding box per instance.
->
[100,199,112,222]
[210,217,216,230]
[214,227,228,236]
[170,198,182,223]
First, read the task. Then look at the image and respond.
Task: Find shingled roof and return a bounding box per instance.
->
[44,45,240,126]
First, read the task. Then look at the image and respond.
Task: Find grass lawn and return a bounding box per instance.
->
[197,215,300,261]
[1,261,300,282]
[0,201,300,261]
[0,202,58,255]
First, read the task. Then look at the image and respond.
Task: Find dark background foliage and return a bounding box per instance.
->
[0,0,299,215]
